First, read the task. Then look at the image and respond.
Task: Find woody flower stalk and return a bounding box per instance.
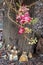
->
[16,5,32,34]
[16,4,38,45]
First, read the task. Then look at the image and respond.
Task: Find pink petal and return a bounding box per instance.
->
[18,27,25,34]
[16,15,20,20]
[20,15,25,20]
[20,20,25,24]
[24,12,30,17]
[25,17,29,21]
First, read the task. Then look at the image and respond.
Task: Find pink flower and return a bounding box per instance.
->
[21,6,29,12]
[20,19,25,24]
[24,12,30,17]
[20,15,25,20]
[28,17,32,22]
[16,6,32,25]
[19,5,29,13]
[20,15,32,24]
[24,17,32,22]
[18,27,25,34]
[16,15,21,21]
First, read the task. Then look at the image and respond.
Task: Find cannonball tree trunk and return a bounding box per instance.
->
[3,0,43,54]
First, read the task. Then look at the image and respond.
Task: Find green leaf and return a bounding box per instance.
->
[16,3,20,8]
[30,18,38,25]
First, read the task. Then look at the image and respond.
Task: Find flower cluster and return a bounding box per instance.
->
[16,5,32,34]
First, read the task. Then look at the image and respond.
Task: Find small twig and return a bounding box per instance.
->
[7,6,24,28]
[5,0,18,13]
[27,1,38,8]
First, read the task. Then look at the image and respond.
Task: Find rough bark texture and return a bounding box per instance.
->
[33,1,43,54]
